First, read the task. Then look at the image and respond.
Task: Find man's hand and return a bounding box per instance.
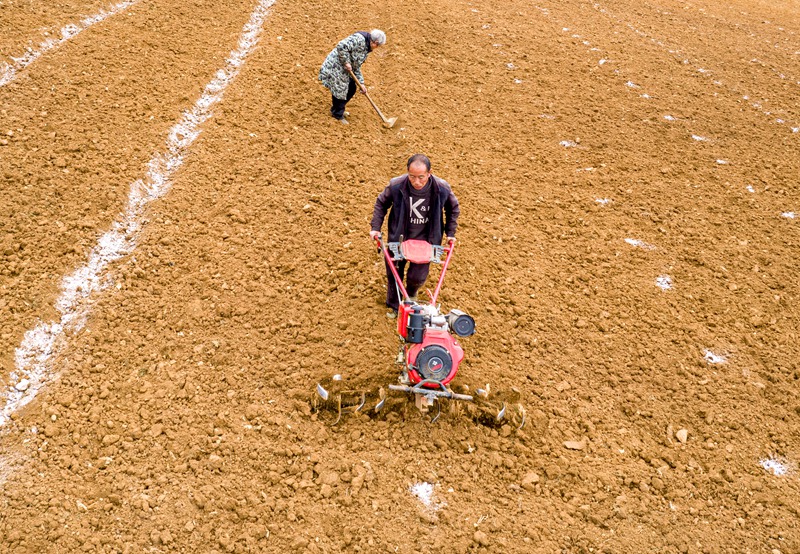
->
[446,236,456,245]
[370,230,381,242]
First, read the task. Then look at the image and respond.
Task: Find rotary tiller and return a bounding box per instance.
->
[314,235,525,427]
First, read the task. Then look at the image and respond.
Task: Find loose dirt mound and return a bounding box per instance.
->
[1,0,799,552]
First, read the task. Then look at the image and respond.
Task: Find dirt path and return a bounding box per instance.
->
[1,0,799,552]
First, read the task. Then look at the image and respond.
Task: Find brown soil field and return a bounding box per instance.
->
[1,0,799,552]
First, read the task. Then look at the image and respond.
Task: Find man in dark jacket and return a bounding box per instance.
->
[370,154,460,314]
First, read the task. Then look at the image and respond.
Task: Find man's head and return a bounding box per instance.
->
[370,29,386,50]
[407,153,431,190]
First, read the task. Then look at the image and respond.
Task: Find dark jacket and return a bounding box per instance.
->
[370,174,460,244]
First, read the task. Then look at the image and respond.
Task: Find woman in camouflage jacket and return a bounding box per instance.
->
[319,29,386,123]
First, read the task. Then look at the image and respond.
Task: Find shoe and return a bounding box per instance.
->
[344,111,350,117]
[386,309,397,320]
[339,118,349,125]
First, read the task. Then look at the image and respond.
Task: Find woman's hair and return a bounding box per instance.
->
[370,29,387,45]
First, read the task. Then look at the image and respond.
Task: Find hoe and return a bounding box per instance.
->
[346,69,398,128]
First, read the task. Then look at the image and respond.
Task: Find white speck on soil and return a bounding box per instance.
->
[410,482,446,512]
[656,275,672,290]
[625,238,656,250]
[760,457,795,477]
[703,350,726,364]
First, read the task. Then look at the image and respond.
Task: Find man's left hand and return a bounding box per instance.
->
[447,236,456,245]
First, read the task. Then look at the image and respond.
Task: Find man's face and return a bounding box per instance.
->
[408,162,430,190]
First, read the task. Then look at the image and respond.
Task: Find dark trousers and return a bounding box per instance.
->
[331,78,357,119]
[385,259,431,311]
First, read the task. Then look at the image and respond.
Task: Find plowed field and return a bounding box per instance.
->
[1,0,799,552]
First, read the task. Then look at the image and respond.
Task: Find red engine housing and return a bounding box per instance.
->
[406,329,464,387]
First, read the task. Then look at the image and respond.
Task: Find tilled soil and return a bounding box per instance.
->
[1,0,799,552]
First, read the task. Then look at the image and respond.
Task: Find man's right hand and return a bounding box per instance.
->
[370,231,381,242]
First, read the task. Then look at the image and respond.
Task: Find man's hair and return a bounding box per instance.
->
[370,29,387,45]
[407,153,431,171]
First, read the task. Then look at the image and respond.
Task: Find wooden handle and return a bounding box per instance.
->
[346,68,390,124]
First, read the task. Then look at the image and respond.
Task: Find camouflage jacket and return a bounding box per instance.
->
[318,32,370,100]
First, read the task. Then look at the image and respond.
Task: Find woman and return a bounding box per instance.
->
[319,29,386,124]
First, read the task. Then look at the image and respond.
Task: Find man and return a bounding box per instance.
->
[370,154,460,314]
[319,29,386,124]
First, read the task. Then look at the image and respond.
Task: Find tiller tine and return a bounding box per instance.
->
[351,393,366,413]
[313,377,388,424]
[496,403,507,422]
[374,388,387,413]
[469,385,527,430]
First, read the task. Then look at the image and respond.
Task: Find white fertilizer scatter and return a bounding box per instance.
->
[513,79,523,84]
[663,115,676,121]
[746,185,755,193]
[703,350,726,364]
[716,159,729,165]
[506,63,516,70]
[598,58,608,65]
[640,93,651,99]
[625,81,639,88]
[595,198,612,205]
[625,238,656,250]
[0,0,139,87]
[691,135,708,141]
[560,140,578,148]
[3,0,277,429]
[410,482,446,512]
[656,275,673,290]
[760,457,795,477]
[781,212,796,219]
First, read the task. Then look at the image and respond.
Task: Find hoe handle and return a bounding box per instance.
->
[346,68,392,125]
